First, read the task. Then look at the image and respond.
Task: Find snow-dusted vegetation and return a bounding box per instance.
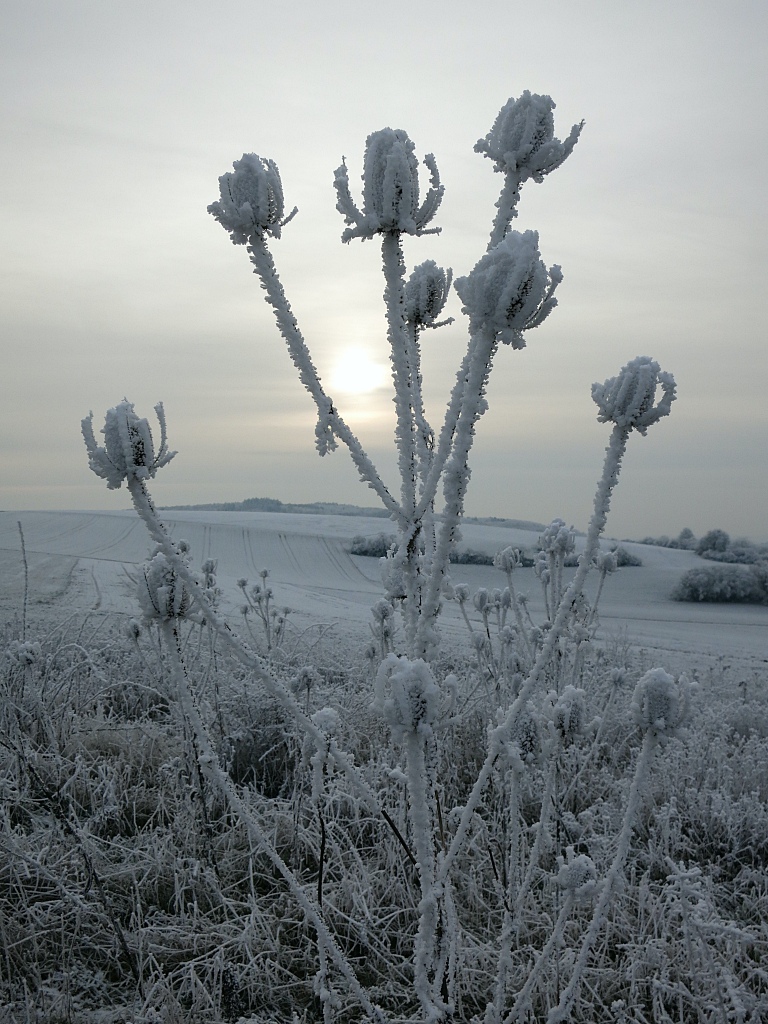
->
[2,92,768,1023]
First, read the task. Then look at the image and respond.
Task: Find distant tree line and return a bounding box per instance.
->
[639,527,768,565]
[350,534,641,567]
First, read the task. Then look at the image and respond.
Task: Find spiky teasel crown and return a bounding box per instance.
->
[454,230,561,348]
[81,400,175,490]
[208,154,298,243]
[404,261,453,330]
[475,90,583,182]
[631,668,695,738]
[592,356,676,435]
[334,128,444,241]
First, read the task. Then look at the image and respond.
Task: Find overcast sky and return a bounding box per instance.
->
[2,0,767,540]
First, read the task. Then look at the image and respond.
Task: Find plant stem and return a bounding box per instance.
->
[247,232,404,524]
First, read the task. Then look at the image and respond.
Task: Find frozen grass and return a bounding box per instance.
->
[1,596,767,1022]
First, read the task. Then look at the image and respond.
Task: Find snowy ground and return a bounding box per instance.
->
[2,509,767,683]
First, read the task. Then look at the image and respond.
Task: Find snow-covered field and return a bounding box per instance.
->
[3,507,768,1023]
[2,509,767,678]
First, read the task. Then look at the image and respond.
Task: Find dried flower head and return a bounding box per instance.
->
[548,685,587,743]
[404,260,453,329]
[475,91,583,183]
[539,518,576,557]
[632,668,694,738]
[595,549,619,574]
[334,128,443,241]
[208,154,297,243]
[138,551,194,621]
[556,846,598,901]
[592,356,676,435]
[494,546,522,573]
[373,654,441,742]
[454,230,561,348]
[82,401,175,490]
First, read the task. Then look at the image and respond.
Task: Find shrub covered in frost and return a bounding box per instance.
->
[672,563,768,603]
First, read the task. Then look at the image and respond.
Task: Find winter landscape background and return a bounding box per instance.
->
[2,0,767,538]
[2,2,768,1021]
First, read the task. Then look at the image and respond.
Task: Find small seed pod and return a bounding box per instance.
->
[631,668,694,738]
[548,685,587,744]
[139,551,194,621]
[556,846,598,901]
[494,546,521,573]
[539,518,576,556]
[404,260,453,329]
[595,549,619,574]
[373,654,441,742]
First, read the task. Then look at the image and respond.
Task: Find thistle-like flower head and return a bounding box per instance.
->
[539,518,576,557]
[334,128,444,241]
[372,654,441,743]
[138,550,194,621]
[475,91,583,182]
[208,154,297,243]
[404,260,453,330]
[548,685,587,744]
[592,356,676,435]
[454,230,562,348]
[82,401,175,490]
[631,668,694,739]
[557,847,598,901]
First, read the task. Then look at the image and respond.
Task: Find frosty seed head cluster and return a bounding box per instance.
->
[631,667,695,738]
[139,550,194,622]
[403,260,454,330]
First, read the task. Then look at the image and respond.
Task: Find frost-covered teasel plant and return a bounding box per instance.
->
[208,98,578,661]
[71,94,754,1024]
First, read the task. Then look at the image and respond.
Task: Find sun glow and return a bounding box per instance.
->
[329,348,389,395]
